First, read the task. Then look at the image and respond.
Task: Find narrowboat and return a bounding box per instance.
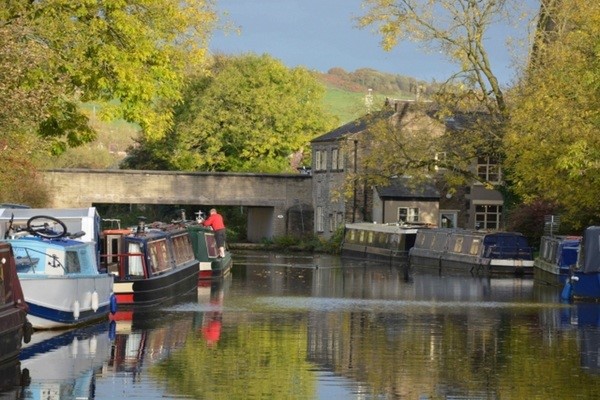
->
[100,219,199,309]
[341,222,421,264]
[4,215,115,329]
[186,223,233,280]
[534,235,581,286]
[408,228,534,275]
[564,226,600,301]
[0,242,32,363]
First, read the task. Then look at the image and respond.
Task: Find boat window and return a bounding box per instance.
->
[148,240,171,273]
[172,234,195,265]
[65,250,81,273]
[204,233,219,257]
[452,236,464,253]
[127,242,145,277]
[469,239,480,255]
[390,234,400,249]
[367,231,374,244]
[359,230,365,243]
[347,230,356,243]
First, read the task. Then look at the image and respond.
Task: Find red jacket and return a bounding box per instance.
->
[202,213,225,231]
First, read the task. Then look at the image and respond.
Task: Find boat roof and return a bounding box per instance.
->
[345,222,424,234]
[0,207,98,219]
[7,236,93,250]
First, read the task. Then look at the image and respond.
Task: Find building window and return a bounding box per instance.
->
[329,214,334,232]
[398,207,419,223]
[331,148,344,171]
[315,150,322,171]
[321,149,328,171]
[316,207,324,232]
[475,204,502,230]
[477,156,501,183]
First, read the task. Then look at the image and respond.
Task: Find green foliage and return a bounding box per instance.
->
[504,0,600,229]
[1,0,216,152]
[124,54,337,172]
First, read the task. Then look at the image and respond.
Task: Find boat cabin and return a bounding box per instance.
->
[341,222,420,263]
[100,227,196,280]
[11,237,99,276]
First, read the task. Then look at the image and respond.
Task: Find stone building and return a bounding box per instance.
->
[310,99,506,239]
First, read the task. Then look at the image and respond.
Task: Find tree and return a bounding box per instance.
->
[355,0,532,190]
[1,0,216,153]
[503,0,600,228]
[125,54,337,173]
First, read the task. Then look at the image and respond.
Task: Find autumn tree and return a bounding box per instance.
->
[0,0,215,204]
[355,0,532,188]
[124,54,337,173]
[504,0,600,228]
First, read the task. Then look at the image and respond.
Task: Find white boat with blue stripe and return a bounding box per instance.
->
[4,214,115,329]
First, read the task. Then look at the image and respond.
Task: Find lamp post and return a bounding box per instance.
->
[353,139,358,223]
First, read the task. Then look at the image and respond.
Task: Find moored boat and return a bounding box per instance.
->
[409,228,534,275]
[341,222,420,264]
[564,226,600,301]
[534,235,581,286]
[0,242,32,363]
[186,223,233,280]
[100,219,199,309]
[4,215,115,330]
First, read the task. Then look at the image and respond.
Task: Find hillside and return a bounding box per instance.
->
[47,68,432,168]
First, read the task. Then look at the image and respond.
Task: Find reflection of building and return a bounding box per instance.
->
[305,265,538,398]
[310,99,506,239]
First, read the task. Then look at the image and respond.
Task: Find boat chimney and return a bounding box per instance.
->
[180,209,186,222]
[136,216,147,234]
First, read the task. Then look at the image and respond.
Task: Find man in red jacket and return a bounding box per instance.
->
[202,208,226,258]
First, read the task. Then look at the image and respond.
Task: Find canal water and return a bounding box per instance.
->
[3,250,600,399]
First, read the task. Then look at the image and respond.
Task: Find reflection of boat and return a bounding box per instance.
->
[5,216,114,329]
[0,242,32,363]
[565,226,600,301]
[102,308,195,382]
[100,219,199,309]
[19,322,112,399]
[409,228,534,275]
[341,222,419,264]
[198,279,227,346]
[534,235,581,286]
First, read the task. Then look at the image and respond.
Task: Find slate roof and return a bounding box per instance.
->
[376,178,440,200]
[310,109,395,143]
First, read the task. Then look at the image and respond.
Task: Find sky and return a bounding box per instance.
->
[209,0,539,87]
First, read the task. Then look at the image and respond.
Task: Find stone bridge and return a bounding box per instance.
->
[41,169,313,242]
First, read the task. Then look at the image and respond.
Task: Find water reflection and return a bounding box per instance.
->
[2,251,600,399]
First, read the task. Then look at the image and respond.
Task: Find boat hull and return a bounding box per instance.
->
[0,304,28,363]
[113,261,199,308]
[570,273,600,301]
[533,259,569,286]
[409,229,534,276]
[199,253,233,280]
[19,275,114,329]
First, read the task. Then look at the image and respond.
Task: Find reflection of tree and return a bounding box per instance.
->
[152,318,316,399]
